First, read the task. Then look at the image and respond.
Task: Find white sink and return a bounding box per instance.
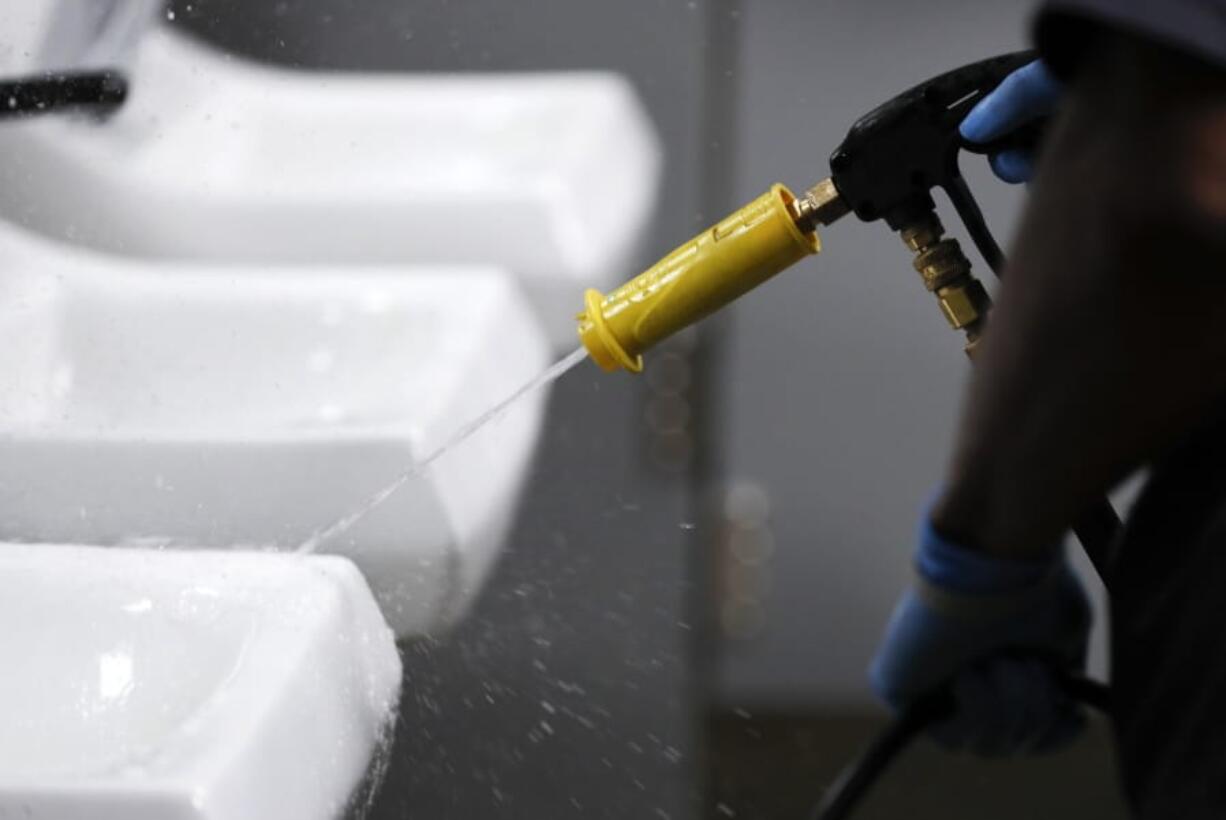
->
[0,224,551,637]
[0,543,401,820]
[0,22,661,346]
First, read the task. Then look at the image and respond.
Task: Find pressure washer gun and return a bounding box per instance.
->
[576,50,1118,581]
[576,51,1035,373]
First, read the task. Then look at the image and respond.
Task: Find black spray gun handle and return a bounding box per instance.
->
[828,50,1037,273]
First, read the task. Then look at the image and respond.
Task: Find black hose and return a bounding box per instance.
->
[808,690,953,820]
[0,70,128,120]
[945,174,1006,276]
[809,675,1111,820]
[1071,496,1123,581]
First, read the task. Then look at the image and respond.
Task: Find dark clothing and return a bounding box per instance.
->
[1031,3,1226,818]
[1036,0,1226,74]
[1111,411,1226,819]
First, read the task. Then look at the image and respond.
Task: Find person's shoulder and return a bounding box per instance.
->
[1035,0,1226,77]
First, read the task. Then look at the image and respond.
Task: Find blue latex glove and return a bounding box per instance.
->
[960,60,1062,184]
[869,516,1091,756]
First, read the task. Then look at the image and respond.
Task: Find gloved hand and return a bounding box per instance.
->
[960,60,1062,183]
[869,515,1091,756]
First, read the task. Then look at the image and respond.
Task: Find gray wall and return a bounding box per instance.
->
[713,0,1109,704]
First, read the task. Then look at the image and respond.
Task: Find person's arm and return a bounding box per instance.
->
[932,30,1226,558]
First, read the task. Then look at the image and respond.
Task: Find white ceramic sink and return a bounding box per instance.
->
[0,543,401,820]
[0,22,661,346]
[0,2,160,75]
[0,224,552,637]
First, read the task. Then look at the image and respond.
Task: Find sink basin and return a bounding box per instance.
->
[0,543,401,820]
[0,22,661,346]
[0,223,552,636]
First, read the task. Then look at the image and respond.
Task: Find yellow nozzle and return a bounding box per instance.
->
[577,183,820,373]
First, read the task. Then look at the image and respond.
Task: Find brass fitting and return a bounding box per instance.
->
[790,178,851,233]
[899,218,943,254]
[899,213,992,355]
[913,241,971,292]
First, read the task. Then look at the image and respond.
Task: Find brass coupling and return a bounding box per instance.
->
[789,178,852,233]
[899,213,992,351]
[913,240,990,331]
[913,241,969,291]
[934,277,991,333]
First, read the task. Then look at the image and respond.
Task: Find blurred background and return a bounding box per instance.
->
[1,1,1128,818]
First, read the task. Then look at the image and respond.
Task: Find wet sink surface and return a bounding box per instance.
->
[0,562,251,779]
[0,544,401,820]
[0,227,551,637]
